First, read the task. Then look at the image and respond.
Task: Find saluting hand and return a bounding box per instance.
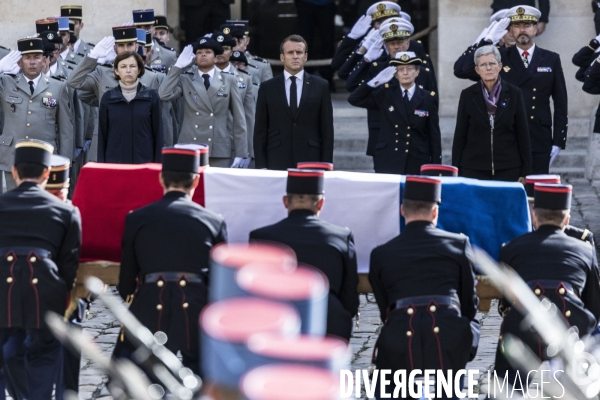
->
[348,15,372,39]
[174,45,195,69]
[359,28,380,54]
[367,66,396,88]
[0,51,22,74]
[364,36,384,63]
[484,17,510,45]
[89,36,116,60]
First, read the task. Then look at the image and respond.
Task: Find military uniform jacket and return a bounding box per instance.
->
[246,51,273,84]
[496,225,600,374]
[151,39,177,70]
[0,182,81,329]
[571,39,599,82]
[348,81,441,174]
[332,36,361,73]
[369,221,479,371]
[50,65,86,156]
[457,43,568,153]
[0,73,74,171]
[222,65,255,158]
[249,209,359,340]
[582,56,600,133]
[118,191,227,352]
[159,65,248,158]
[74,40,94,57]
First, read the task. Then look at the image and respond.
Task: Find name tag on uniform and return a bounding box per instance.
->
[237,82,246,89]
[537,67,552,72]
[42,97,58,107]
[217,93,228,97]
[414,109,429,117]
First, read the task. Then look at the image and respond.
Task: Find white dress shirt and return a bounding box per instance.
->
[284,69,304,107]
[401,84,416,101]
[26,73,42,91]
[60,47,70,61]
[517,44,536,65]
[216,63,232,74]
[49,62,58,76]
[198,67,216,87]
[74,38,82,54]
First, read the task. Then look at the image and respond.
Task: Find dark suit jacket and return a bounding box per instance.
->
[254,72,334,170]
[118,191,227,352]
[369,221,479,371]
[349,81,441,174]
[249,209,359,340]
[455,44,568,152]
[0,182,81,329]
[452,81,532,175]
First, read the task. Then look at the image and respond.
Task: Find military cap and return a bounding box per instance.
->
[534,183,571,210]
[404,175,441,203]
[69,32,77,44]
[213,30,236,47]
[490,9,508,23]
[230,50,248,65]
[60,5,83,20]
[39,31,62,45]
[162,147,200,173]
[36,18,59,35]
[297,162,333,171]
[525,174,560,201]
[57,17,70,32]
[144,32,152,48]
[132,9,155,26]
[287,169,325,195]
[47,155,70,189]
[420,164,458,177]
[14,139,54,167]
[380,19,413,41]
[193,37,224,55]
[174,143,209,167]
[220,24,245,40]
[136,29,146,45]
[68,22,75,34]
[154,15,170,30]
[507,5,541,24]
[366,1,401,21]
[400,11,412,21]
[390,51,421,66]
[226,19,249,35]
[17,38,44,55]
[112,26,137,43]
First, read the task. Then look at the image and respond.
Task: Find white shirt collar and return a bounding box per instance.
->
[401,83,416,98]
[198,67,216,79]
[25,73,43,88]
[60,47,70,60]
[74,39,82,53]
[49,62,58,75]
[284,69,304,82]
[517,44,535,59]
[217,64,232,73]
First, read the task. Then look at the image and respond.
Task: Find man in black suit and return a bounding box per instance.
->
[115,146,227,376]
[249,168,359,340]
[254,35,334,170]
[348,52,440,174]
[495,183,600,381]
[454,6,568,174]
[0,139,81,399]
[369,176,479,397]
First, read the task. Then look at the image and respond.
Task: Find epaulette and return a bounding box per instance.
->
[183,70,195,75]
[77,53,86,57]
[88,43,96,47]
[160,44,175,51]
[0,45,9,51]
[251,55,265,61]
[66,60,77,65]
[237,69,250,75]
[100,63,113,68]
[3,73,17,78]
[430,91,435,96]
[66,65,74,70]
[247,63,258,69]
[51,75,66,81]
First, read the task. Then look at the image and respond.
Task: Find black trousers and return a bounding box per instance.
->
[460,166,521,182]
[531,151,551,175]
[180,0,231,44]
[296,0,336,84]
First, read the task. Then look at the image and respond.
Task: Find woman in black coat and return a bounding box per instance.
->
[452,45,531,182]
[99,51,163,163]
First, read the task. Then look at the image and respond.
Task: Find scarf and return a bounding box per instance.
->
[481,77,502,115]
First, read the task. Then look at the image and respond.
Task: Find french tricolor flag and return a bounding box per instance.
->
[73,164,530,272]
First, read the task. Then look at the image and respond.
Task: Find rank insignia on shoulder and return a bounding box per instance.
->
[430,91,435,96]
[503,66,511,72]
[50,76,64,81]
[389,105,394,112]
[414,109,429,117]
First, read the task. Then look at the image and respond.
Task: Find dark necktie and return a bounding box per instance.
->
[404,89,410,111]
[522,51,529,68]
[202,74,210,91]
[289,76,298,115]
[28,81,34,95]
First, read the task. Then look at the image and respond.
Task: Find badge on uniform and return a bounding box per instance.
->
[42,97,57,107]
[414,109,429,117]
[503,66,511,72]
[537,67,552,72]
[237,82,246,89]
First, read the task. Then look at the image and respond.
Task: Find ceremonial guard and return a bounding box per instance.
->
[0,139,81,399]
[153,16,172,49]
[223,21,273,84]
[67,26,160,162]
[348,52,441,174]
[230,50,259,102]
[132,9,177,70]
[582,53,600,135]
[454,6,568,174]
[215,29,255,168]
[60,5,94,58]
[249,168,359,340]
[158,39,248,167]
[116,146,227,376]
[369,176,479,397]
[495,183,600,380]
[0,39,74,194]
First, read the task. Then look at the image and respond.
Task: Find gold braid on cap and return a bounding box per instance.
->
[390,56,422,65]
[383,28,410,40]
[510,8,538,23]
[15,140,54,153]
[372,6,400,21]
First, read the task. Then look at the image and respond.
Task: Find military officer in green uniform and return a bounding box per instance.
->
[0,39,74,193]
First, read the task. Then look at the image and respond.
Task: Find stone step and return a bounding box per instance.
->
[549,167,586,179]
[332,151,374,171]
[551,150,587,169]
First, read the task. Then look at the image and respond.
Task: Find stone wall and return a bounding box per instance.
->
[0,0,166,50]
[437,0,598,120]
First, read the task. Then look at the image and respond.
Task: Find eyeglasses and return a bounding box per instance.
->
[396,66,417,73]
[478,62,499,69]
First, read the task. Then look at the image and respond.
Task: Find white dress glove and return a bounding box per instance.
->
[364,37,384,63]
[484,18,510,45]
[348,15,372,39]
[99,49,117,65]
[0,51,22,74]
[361,28,380,52]
[230,157,244,168]
[367,66,396,88]
[174,45,195,69]
[240,158,251,168]
[473,24,492,45]
[549,145,561,166]
[88,36,116,59]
